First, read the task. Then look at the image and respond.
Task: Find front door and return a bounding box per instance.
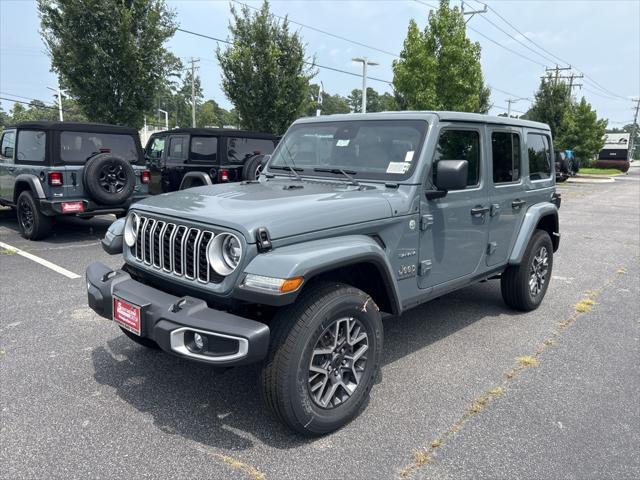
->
[0,129,16,202]
[419,124,490,289]
[145,134,166,195]
[164,134,189,192]
[486,128,527,267]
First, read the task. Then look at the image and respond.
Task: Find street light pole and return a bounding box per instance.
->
[352,57,378,113]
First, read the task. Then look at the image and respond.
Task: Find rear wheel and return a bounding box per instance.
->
[16,190,52,240]
[501,229,553,311]
[259,282,383,436]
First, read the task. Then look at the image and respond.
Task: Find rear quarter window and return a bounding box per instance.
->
[60,132,139,164]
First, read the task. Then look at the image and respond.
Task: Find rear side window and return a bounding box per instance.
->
[0,130,16,160]
[227,137,275,164]
[491,132,521,183]
[190,136,217,162]
[146,136,165,159]
[527,133,551,180]
[433,129,481,187]
[17,130,46,162]
[60,132,138,164]
[168,136,186,159]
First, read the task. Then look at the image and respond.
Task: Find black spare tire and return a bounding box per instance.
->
[242,154,267,181]
[83,153,136,205]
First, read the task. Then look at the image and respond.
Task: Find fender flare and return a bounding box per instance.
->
[14,174,46,201]
[508,202,559,265]
[239,235,401,314]
[179,172,212,190]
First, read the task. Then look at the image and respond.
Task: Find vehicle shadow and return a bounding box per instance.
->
[90,280,514,451]
[0,207,114,244]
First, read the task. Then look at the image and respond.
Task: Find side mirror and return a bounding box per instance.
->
[426,160,468,200]
[101,217,125,255]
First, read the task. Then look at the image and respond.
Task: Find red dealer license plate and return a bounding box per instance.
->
[113,297,141,336]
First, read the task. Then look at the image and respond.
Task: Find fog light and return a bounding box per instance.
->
[193,332,204,350]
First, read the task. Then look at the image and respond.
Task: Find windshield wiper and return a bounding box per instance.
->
[313,168,360,186]
[270,165,304,181]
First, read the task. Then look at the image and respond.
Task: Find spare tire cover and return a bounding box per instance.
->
[83,153,136,205]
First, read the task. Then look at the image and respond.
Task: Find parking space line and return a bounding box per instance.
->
[0,241,81,279]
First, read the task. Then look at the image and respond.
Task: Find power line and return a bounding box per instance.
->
[0,96,61,111]
[229,0,400,58]
[0,91,57,107]
[176,27,394,85]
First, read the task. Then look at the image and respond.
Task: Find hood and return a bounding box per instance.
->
[133,179,394,242]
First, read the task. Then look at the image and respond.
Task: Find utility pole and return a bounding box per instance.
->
[544,65,572,85]
[46,83,66,121]
[629,97,640,162]
[352,57,378,113]
[188,57,200,128]
[461,0,487,23]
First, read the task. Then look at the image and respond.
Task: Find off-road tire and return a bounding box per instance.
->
[83,154,136,205]
[120,327,160,349]
[501,229,553,311]
[16,190,52,240]
[242,154,266,181]
[259,282,383,436]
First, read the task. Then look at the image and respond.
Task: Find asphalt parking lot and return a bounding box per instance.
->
[1,170,639,480]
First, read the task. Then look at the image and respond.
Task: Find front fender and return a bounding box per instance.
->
[236,235,401,313]
[508,202,559,265]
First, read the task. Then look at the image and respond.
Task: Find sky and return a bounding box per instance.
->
[1,0,639,126]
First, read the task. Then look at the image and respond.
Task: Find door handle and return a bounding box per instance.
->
[512,199,526,209]
[471,205,490,217]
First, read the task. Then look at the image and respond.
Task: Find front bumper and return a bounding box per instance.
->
[86,262,270,366]
[40,194,148,217]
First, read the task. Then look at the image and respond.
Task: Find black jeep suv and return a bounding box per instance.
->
[144,128,278,194]
[0,122,149,240]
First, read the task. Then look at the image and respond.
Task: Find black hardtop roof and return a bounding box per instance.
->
[9,121,138,135]
[150,127,278,139]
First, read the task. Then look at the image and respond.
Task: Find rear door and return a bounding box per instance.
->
[486,127,526,267]
[0,129,16,202]
[164,134,189,192]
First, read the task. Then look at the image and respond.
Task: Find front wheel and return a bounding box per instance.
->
[501,229,553,311]
[259,283,383,436]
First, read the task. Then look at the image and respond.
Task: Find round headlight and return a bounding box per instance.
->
[207,233,242,276]
[124,212,139,247]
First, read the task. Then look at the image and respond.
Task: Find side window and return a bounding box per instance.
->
[227,137,276,164]
[190,136,218,163]
[491,132,521,183]
[167,136,187,165]
[16,130,46,162]
[0,130,16,162]
[147,137,165,159]
[527,133,551,180]
[433,129,480,188]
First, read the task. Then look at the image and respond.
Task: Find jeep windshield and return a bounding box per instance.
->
[60,131,140,164]
[268,119,427,181]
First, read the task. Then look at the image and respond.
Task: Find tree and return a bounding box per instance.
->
[38,0,179,128]
[305,84,350,117]
[392,0,490,113]
[216,0,316,134]
[4,98,87,124]
[522,74,572,144]
[347,87,399,113]
[561,97,607,162]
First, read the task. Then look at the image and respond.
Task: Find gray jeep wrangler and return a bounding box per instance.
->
[0,122,149,240]
[86,112,560,435]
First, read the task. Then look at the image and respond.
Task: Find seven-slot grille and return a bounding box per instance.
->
[133,215,222,283]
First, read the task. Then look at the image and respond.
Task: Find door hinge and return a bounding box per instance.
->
[487,242,497,255]
[419,259,432,276]
[420,214,434,231]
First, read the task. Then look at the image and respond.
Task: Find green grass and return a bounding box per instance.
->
[579,168,624,176]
